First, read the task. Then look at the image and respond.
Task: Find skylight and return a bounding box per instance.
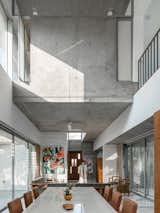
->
[67,132,86,141]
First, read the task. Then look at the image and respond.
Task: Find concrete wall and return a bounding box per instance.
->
[94,67,160,150]
[14,16,136,102]
[0,65,41,143]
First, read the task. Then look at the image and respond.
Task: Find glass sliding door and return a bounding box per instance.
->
[125,135,154,199]
[14,137,29,197]
[146,136,154,199]
[0,129,12,210]
[0,127,39,211]
[132,140,145,195]
[28,143,36,189]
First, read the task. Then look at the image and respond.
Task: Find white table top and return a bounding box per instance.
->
[23,187,116,213]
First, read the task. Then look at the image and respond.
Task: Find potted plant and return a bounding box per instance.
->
[64,183,73,200]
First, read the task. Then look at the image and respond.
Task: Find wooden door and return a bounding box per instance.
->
[68,151,82,180]
[96,158,103,183]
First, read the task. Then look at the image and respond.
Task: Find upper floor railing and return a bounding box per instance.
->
[138,28,160,88]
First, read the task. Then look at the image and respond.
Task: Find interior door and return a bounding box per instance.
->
[68,151,82,181]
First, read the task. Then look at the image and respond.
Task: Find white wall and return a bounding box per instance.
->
[144,0,160,47]
[0,65,41,143]
[133,0,151,82]
[103,144,118,182]
[94,68,160,150]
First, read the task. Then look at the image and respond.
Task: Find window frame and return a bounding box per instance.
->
[0,124,38,212]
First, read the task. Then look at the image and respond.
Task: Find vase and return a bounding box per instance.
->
[64,194,72,201]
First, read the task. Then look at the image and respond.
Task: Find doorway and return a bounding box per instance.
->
[68,151,82,181]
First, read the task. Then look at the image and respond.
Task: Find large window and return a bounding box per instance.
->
[0,3,8,71]
[132,141,145,195]
[146,136,154,198]
[125,135,154,199]
[18,17,30,83]
[14,137,29,197]
[18,17,25,81]
[0,130,12,210]
[0,128,38,211]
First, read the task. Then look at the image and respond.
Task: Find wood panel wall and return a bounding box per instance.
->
[96,158,103,183]
[154,111,160,213]
[35,144,41,178]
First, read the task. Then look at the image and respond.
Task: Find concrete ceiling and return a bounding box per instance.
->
[16,102,131,141]
[15,0,130,17]
[111,117,153,144]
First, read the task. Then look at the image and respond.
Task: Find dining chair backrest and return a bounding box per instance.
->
[8,198,23,213]
[109,191,122,211]
[121,198,138,213]
[32,186,40,199]
[24,191,33,208]
[117,178,130,196]
[103,186,113,202]
[112,176,122,183]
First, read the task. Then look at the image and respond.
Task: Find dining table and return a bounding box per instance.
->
[23,187,117,213]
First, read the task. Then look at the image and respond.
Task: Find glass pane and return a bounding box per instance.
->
[146,136,154,199]
[71,159,74,167]
[12,17,19,81]
[0,3,8,71]
[158,32,160,68]
[28,144,36,188]
[0,129,12,210]
[132,140,145,195]
[78,153,81,160]
[14,137,29,197]
[18,17,25,81]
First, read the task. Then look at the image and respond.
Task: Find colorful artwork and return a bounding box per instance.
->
[43,146,65,174]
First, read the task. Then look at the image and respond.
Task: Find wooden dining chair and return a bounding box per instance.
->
[109,191,122,211]
[117,178,130,196]
[8,198,23,213]
[121,198,138,213]
[32,186,40,199]
[103,186,113,202]
[24,191,33,208]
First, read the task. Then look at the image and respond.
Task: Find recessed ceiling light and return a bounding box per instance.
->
[105,8,114,17]
[32,8,38,16]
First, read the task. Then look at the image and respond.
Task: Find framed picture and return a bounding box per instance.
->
[43,146,65,174]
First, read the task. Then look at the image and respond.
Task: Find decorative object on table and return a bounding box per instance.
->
[63,204,73,210]
[43,146,65,175]
[64,183,73,200]
[78,161,88,183]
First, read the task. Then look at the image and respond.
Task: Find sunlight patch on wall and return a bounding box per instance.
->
[30,44,85,102]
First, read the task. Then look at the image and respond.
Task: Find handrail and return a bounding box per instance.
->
[138,28,160,88]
